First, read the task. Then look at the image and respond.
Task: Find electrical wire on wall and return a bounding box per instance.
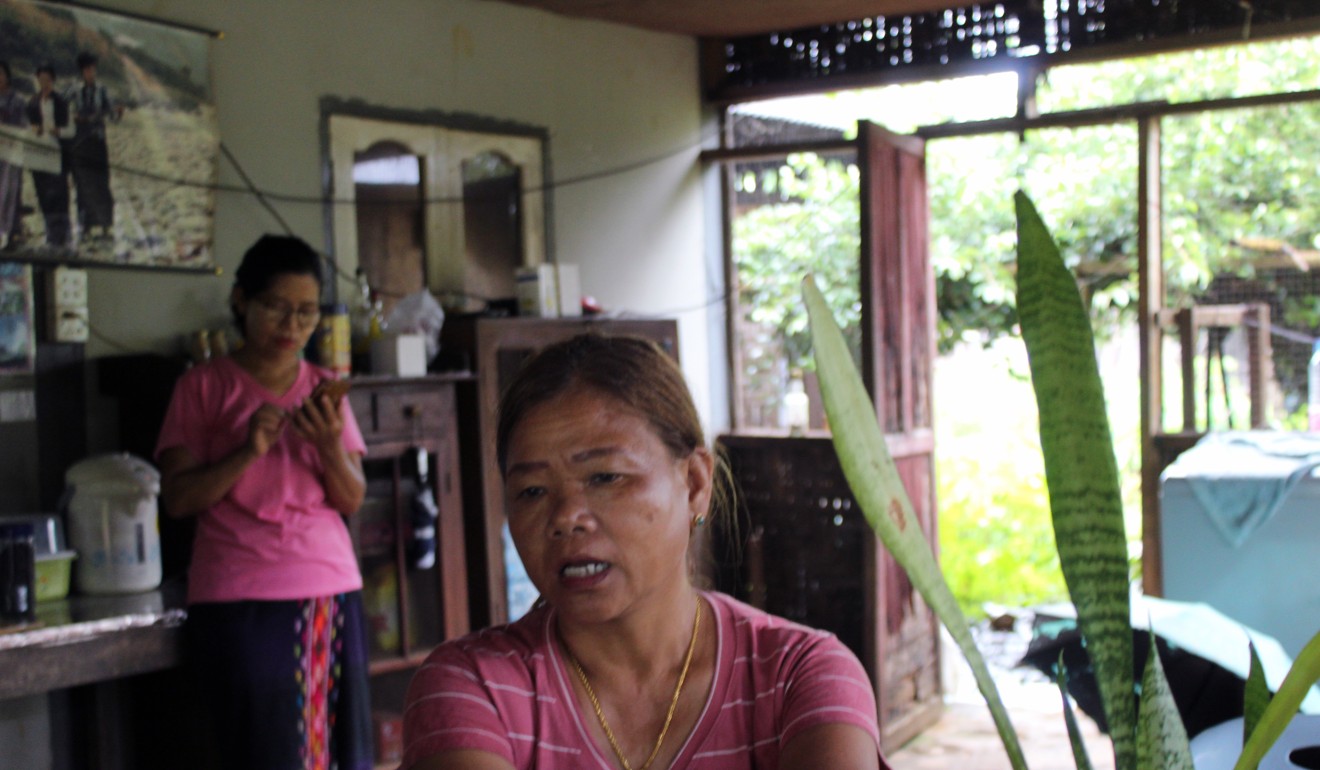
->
[13,121,722,354]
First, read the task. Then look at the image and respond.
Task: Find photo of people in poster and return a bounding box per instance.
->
[0,0,216,268]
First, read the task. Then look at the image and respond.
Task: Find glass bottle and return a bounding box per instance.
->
[351,268,374,372]
[785,369,810,436]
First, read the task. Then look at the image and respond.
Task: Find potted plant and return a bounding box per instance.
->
[801,190,1320,770]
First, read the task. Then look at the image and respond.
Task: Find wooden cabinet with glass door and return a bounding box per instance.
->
[345,374,470,670]
[346,374,472,768]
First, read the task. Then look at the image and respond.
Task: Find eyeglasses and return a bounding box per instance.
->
[251,298,321,329]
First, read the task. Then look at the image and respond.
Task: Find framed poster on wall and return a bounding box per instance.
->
[0,0,217,269]
[0,262,34,373]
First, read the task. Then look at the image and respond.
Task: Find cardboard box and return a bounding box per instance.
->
[370,333,428,377]
[556,263,582,317]
[516,263,583,318]
[515,264,558,318]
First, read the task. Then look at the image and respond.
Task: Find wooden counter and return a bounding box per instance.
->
[0,580,186,701]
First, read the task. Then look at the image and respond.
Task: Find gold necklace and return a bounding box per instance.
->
[564,600,702,770]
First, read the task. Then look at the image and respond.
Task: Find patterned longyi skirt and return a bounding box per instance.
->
[186,592,373,770]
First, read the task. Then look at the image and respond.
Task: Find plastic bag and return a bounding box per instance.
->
[386,290,446,362]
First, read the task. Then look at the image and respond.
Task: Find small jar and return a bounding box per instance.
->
[784,370,810,436]
[0,521,37,624]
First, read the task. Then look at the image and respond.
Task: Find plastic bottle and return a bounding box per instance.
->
[368,290,386,344]
[785,369,810,436]
[351,269,374,373]
[311,303,351,378]
[1309,339,1320,431]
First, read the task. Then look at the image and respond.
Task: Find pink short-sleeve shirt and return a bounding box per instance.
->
[402,591,888,769]
[155,356,366,603]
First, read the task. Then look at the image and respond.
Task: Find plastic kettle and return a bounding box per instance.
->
[63,453,163,595]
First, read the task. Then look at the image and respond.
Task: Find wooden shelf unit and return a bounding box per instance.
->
[713,434,943,753]
[346,374,472,670]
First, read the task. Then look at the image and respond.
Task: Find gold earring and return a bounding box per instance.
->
[692,514,706,528]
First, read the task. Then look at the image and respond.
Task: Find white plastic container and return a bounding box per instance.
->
[63,453,162,595]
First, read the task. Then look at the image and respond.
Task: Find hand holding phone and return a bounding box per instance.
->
[309,378,351,404]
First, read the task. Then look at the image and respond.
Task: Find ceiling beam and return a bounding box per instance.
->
[476,0,963,38]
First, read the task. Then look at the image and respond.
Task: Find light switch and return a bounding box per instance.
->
[51,267,88,306]
[47,267,90,343]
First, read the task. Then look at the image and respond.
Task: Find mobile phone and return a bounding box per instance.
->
[309,378,351,403]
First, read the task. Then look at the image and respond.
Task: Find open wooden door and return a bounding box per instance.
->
[709,118,941,752]
[857,120,943,749]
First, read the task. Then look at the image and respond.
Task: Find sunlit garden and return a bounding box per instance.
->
[728,35,1320,619]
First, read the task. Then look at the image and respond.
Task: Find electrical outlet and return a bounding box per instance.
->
[50,267,88,308]
[54,307,89,343]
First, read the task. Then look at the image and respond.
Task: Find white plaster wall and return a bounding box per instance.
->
[5,5,729,758]
[80,0,715,430]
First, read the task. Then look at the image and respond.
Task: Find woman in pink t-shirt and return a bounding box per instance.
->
[403,334,889,770]
[156,234,372,770]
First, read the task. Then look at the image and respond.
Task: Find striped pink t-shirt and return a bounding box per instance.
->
[402,591,888,769]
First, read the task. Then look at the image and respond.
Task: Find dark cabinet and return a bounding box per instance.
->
[713,434,942,752]
[440,316,679,627]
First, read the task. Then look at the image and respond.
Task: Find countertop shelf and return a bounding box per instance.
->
[0,579,186,700]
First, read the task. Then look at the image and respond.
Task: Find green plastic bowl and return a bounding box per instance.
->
[35,551,76,602]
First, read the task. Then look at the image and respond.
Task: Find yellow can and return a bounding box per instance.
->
[316,304,352,378]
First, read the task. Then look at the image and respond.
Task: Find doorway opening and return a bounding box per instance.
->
[461,152,524,307]
[353,141,424,319]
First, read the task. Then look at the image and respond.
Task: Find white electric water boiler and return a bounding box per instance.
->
[63,453,163,595]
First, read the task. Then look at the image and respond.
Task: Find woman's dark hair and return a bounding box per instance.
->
[36,63,55,78]
[497,334,699,471]
[230,234,323,332]
[496,333,734,528]
[76,52,97,70]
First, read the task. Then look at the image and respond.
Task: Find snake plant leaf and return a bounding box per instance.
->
[1013,190,1136,770]
[1136,631,1194,770]
[1135,636,1198,766]
[1243,642,1271,744]
[804,274,1029,770]
[1057,654,1096,770]
[1234,629,1320,770]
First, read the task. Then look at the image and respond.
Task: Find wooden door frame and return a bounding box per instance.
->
[704,119,943,748]
[857,120,943,749]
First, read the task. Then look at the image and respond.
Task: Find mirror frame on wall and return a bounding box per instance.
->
[319,98,552,308]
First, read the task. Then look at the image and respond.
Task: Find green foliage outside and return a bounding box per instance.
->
[733,156,862,372]
[731,35,1320,618]
[934,333,1148,620]
[930,38,1320,354]
[934,343,1064,618]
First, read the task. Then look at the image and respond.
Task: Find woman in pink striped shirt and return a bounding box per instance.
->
[403,334,889,770]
